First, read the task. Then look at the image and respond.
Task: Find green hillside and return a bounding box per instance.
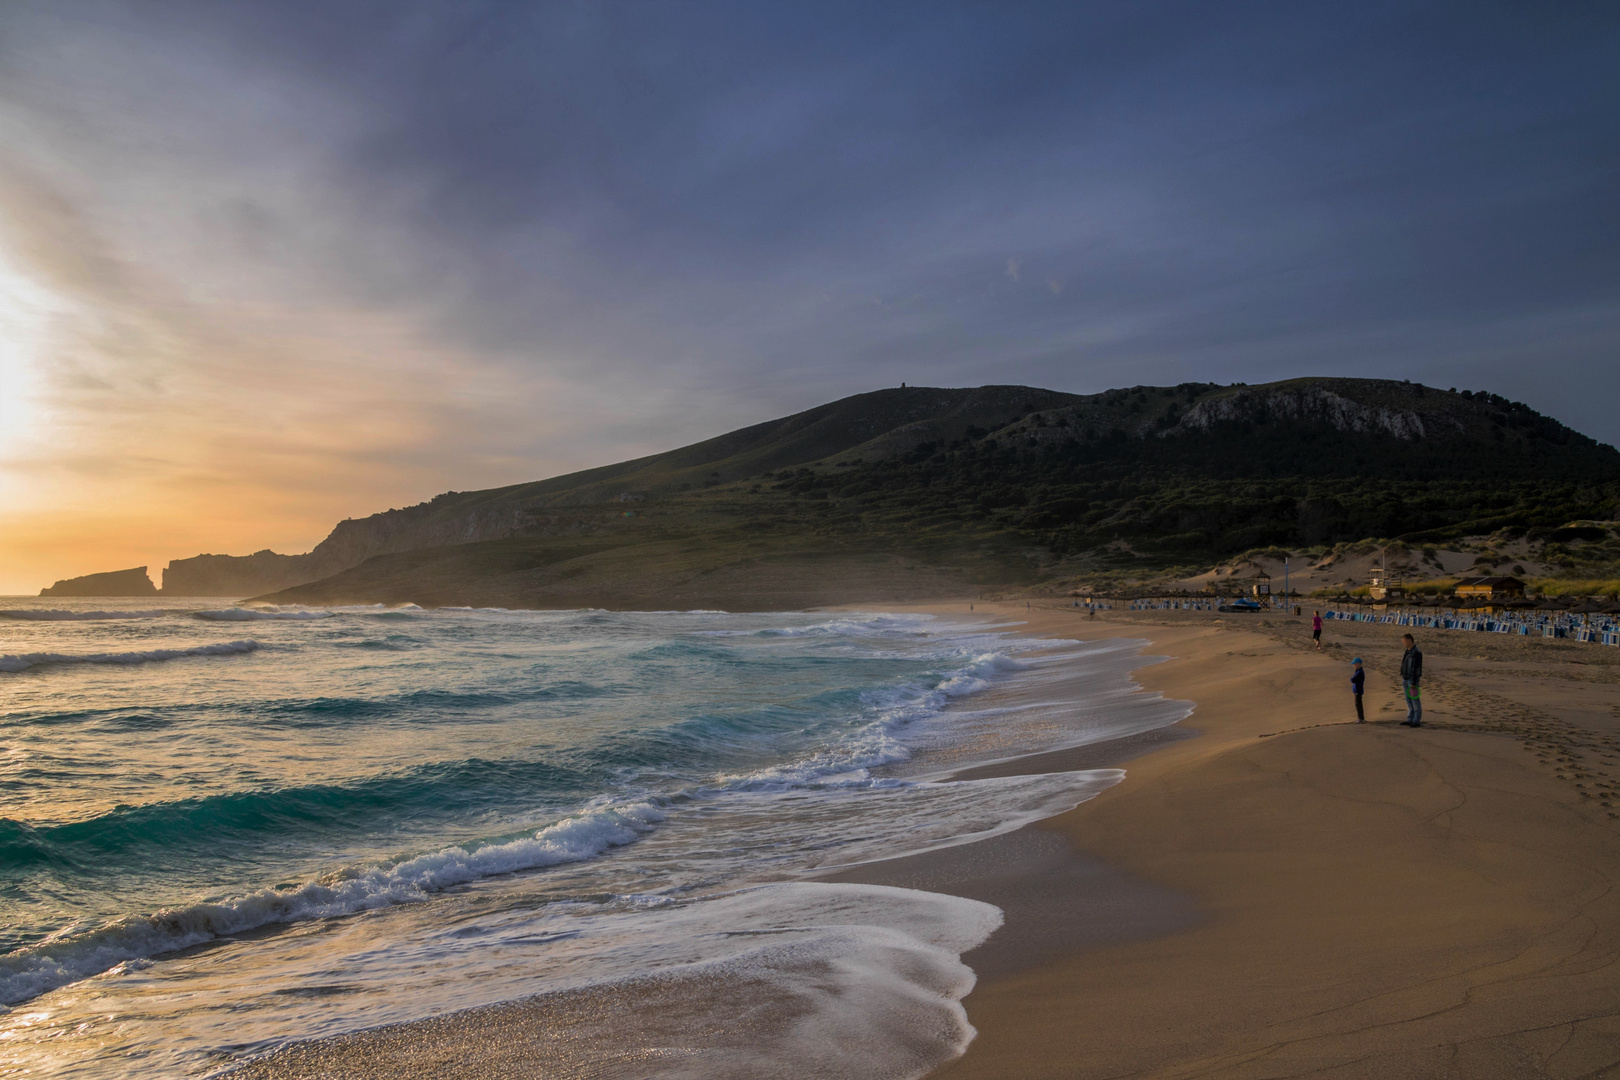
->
[257,378,1620,607]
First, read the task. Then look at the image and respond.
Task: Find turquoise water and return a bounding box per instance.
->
[0,600,1183,1078]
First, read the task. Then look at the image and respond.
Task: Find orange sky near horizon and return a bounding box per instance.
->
[0,278,706,594]
[0,252,688,595]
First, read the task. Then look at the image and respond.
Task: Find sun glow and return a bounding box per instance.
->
[0,251,52,462]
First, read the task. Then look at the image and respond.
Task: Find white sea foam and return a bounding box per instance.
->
[0,609,174,621]
[402,883,1004,1080]
[9,883,1000,1080]
[0,799,664,1005]
[192,608,334,621]
[935,650,1032,697]
[0,640,262,674]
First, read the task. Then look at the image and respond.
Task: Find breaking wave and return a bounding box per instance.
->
[0,640,262,674]
[0,800,664,1005]
[192,608,333,622]
[0,609,173,621]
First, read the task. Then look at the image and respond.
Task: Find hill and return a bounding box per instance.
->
[235,378,1620,608]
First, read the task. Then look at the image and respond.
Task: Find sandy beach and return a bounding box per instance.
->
[861,601,1620,1079]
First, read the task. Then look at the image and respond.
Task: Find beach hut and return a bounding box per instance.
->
[1454,576,1526,602]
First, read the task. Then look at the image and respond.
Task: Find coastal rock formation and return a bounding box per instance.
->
[1166,385,1443,440]
[40,567,158,597]
[161,550,326,596]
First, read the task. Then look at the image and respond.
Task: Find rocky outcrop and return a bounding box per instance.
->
[1165,386,1452,441]
[306,499,528,567]
[40,567,157,596]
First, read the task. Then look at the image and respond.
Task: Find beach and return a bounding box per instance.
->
[207,603,1620,1078]
[11,599,1620,1077]
[869,602,1620,1078]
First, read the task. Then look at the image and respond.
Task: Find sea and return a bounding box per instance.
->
[0,599,1188,1078]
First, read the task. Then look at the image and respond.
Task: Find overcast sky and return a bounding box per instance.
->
[2,1,1617,590]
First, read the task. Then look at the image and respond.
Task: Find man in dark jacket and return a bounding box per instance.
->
[1399,634,1423,727]
[1351,658,1366,722]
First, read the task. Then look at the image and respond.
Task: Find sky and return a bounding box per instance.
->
[2,1,1618,593]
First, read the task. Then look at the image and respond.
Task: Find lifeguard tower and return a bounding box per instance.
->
[1369,566,1404,602]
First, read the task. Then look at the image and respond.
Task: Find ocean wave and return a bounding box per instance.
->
[192,608,333,622]
[936,651,1032,697]
[0,640,261,674]
[0,609,175,621]
[332,637,420,651]
[0,799,665,1005]
[10,758,596,856]
[702,651,1032,792]
[696,613,935,638]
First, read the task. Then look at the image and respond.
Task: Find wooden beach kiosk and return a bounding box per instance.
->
[1454,576,1526,603]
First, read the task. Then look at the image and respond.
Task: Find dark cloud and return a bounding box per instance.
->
[5,0,1620,446]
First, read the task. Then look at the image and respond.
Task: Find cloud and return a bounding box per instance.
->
[1,0,1618,590]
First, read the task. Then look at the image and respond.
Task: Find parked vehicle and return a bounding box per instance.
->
[1218,597,1263,613]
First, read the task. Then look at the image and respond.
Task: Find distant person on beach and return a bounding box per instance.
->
[1400,634,1423,727]
[1351,658,1365,722]
[1312,611,1323,650]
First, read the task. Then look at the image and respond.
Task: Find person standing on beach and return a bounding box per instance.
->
[1400,633,1423,727]
[1312,610,1323,650]
[1351,658,1365,722]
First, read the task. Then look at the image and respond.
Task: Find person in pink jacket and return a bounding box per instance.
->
[1312,610,1323,650]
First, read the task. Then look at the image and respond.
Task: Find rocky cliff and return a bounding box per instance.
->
[160,550,329,596]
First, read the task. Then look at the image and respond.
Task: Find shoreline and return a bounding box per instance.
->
[194,605,1190,1079]
[819,625,1207,980]
[882,601,1620,1078]
[78,599,1620,1077]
